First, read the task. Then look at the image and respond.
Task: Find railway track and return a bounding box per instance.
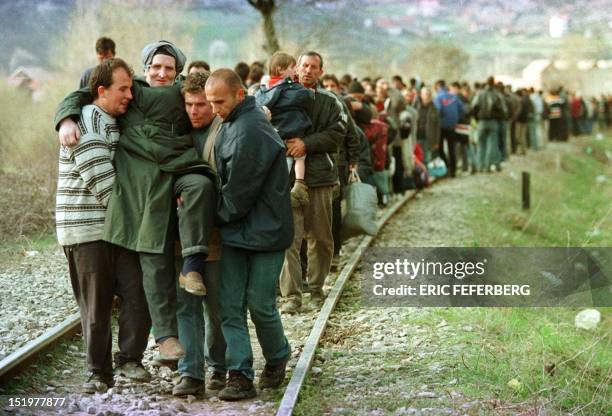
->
[0,183,429,415]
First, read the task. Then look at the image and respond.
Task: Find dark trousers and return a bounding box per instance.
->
[332,165,348,256]
[140,173,215,340]
[438,128,458,177]
[392,145,406,193]
[220,245,291,380]
[177,260,226,380]
[174,173,215,257]
[64,241,151,377]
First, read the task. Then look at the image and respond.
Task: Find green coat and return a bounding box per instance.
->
[54,78,215,253]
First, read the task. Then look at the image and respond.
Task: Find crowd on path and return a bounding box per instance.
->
[54,36,611,402]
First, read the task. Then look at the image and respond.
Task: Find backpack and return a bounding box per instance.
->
[362,119,389,172]
[478,89,507,121]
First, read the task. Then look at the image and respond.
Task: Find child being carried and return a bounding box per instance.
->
[255,52,314,206]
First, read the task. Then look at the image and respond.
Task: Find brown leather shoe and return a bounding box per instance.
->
[207,371,227,391]
[179,271,207,296]
[259,359,288,389]
[219,371,257,401]
[156,337,185,361]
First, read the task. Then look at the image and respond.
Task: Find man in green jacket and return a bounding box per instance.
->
[279,51,347,314]
[172,71,228,397]
[55,41,215,363]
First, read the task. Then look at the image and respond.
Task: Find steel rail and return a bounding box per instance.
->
[0,312,81,383]
[277,185,425,416]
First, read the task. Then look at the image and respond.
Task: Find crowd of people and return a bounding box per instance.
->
[54,36,610,402]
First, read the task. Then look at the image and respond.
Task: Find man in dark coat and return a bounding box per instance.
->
[205,69,293,401]
[278,52,346,314]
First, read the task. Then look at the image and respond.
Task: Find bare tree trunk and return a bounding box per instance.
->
[247,0,280,55]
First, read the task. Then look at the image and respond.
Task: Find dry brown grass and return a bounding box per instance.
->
[0,81,61,244]
[0,170,56,242]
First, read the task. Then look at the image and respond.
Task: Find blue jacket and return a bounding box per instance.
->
[254,78,314,139]
[214,96,294,251]
[434,88,465,130]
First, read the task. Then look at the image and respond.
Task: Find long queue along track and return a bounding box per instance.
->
[0,184,429,416]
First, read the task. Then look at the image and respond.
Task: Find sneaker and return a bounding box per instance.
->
[310,290,325,307]
[259,360,288,389]
[219,371,257,401]
[156,337,185,361]
[179,271,207,296]
[207,371,226,391]
[291,180,309,208]
[115,361,151,382]
[172,376,204,397]
[280,299,301,314]
[82,372,112,394]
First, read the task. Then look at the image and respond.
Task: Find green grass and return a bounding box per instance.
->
[417,308,611,415]
[295,135,611,415]
[467,137,612,247]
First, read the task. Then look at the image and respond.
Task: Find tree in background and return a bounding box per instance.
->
[53,0,192,81]
[404,40,470,83]
[247,0,280,55]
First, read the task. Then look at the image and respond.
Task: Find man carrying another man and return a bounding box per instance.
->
[55,41,216,365]
[56,58,151,393]
[205,69,293,400]
[172,71,228,397]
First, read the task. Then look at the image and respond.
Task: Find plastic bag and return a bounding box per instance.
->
[427,156,447,178]
[341,171,378,241]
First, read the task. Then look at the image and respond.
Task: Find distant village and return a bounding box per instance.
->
[5,0,612,100]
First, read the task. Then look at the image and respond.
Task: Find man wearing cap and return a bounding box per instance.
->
[55,41,216,365]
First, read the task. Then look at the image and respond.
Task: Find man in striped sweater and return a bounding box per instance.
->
[56,58,152,394]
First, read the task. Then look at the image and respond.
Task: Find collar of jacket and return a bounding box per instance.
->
[224,95,256,123]
[268,76,295,89]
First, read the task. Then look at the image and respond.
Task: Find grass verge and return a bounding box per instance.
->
[295,135,611,415]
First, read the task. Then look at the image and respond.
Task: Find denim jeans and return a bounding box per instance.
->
[220,245,291,380]
[478,120,500,171]
[497,120,508,161]
[529,116,541,151]
[176,260,226,380]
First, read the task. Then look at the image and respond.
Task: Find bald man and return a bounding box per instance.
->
[205,69,292,401]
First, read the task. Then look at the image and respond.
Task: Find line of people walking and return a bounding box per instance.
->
[55,36,609,402]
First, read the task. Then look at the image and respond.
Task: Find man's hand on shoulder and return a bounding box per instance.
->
[285,138,306,157]
[260,105,272,121]
[59,118,81,147]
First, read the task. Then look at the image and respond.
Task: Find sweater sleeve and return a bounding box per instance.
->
[72,134,116,207]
